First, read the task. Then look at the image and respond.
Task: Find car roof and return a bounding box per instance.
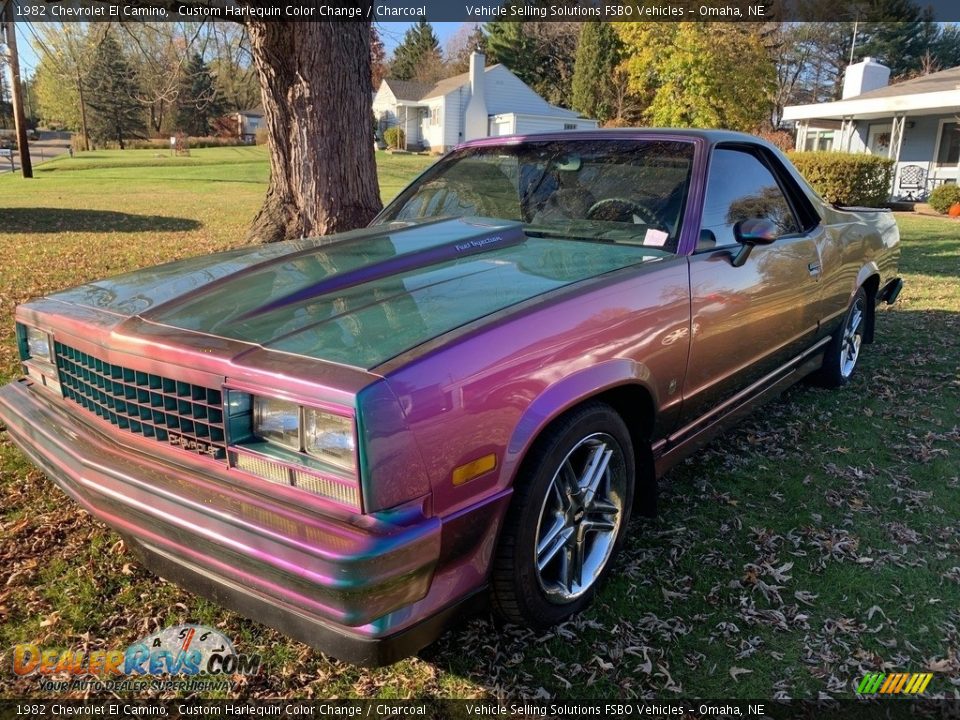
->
[458,128,767,150]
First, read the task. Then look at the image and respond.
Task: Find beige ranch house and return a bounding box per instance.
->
[784,58,960,200]
[372,52,597,153]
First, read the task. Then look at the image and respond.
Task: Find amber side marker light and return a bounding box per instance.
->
[452,453,497,486]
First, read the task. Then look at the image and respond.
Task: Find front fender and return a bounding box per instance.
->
[501,358,657,487]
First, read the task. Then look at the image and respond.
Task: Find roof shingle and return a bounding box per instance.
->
[850,65,960,100]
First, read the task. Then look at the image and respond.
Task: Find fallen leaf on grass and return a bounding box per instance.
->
[729,666,753,681]
[927,658,957,673]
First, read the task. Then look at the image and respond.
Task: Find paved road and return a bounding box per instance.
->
[0,130,73,175]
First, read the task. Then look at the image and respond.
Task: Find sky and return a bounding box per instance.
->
[11,21,468,79]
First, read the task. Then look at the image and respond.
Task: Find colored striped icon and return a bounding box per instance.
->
[857,672,933,694]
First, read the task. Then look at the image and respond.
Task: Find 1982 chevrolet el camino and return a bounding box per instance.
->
[0,130,901,665]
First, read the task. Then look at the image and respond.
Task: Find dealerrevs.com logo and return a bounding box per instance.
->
[12,624,262,693]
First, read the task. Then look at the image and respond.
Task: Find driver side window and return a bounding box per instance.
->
[699,148,800,250]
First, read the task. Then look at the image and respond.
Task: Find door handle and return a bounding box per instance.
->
[808,262,821,277]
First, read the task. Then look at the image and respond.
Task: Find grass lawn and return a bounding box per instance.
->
[0,149,958,700]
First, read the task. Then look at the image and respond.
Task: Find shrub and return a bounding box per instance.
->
[383,126,405,150]
[927,184,960,214]
[255,127,269,146]
[788,151,894,207]
[755,129,794,152]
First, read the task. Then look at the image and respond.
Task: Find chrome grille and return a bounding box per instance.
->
[54,342,226,460]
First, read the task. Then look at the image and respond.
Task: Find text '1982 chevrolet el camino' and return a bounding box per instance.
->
[0,130,902,665]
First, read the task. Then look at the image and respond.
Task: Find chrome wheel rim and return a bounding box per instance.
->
[840,297,865,378]
[534,432,626,603]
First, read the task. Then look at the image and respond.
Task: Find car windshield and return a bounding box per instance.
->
[377,139,696,253]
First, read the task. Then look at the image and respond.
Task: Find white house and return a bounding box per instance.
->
[218,107,266,144]
[372,52,597,153]
[783,58,960,199]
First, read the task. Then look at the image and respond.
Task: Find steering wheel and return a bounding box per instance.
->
[586,197,662,226]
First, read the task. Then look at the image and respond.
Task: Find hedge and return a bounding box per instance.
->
[927,184,960,214]
[122,136,251,150]
[787,151,895,207]
[86,136,251,151]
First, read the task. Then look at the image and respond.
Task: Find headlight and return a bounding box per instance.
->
[253,397,299,450]
[233,393,361,510]
[26,327,51,363]
[304,409,356,473]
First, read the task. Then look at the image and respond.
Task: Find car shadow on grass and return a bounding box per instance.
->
[0,208,201,234]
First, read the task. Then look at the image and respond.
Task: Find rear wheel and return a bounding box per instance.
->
[491,403,635,628]
[817,287,867,387]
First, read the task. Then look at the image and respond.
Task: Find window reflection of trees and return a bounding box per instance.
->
[726,185,799,236]
[393,159,522,221]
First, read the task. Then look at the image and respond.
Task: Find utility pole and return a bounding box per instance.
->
[2,0,33,178]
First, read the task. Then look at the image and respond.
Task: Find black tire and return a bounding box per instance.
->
[816,287,868,388]
[491,402,635,629]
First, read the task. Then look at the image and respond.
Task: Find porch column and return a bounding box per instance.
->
[889,115,904,160]
[846,117,857,152]
[796,120,808,151]
[889,115,905,198]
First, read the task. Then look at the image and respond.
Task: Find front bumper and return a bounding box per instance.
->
[0,379,487,666]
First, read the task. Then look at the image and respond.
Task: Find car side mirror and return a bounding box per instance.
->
[731,218,779,267]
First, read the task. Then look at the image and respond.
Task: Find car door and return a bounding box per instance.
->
[681,145,823,423]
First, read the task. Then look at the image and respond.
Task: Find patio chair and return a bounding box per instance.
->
[898,165,926,200]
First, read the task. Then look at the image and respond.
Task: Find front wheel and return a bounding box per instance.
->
[491,403,635,629]
[817,287,867,387]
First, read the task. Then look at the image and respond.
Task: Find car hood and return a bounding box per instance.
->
[49,217,662,369]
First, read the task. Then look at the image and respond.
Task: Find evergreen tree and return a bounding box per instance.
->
[176,52,223,137]
[856,0,939,79]
[571,22,622,124]
[390,21,442,81]
[485,19,536,87]
[85,32,145,148]
[485,16,580,107]
[933,25,960,71]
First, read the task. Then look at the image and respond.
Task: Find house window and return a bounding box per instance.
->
[936,122,960,165]
[803,130,834,151]
[430,108,441,126]
[563,123,577,130]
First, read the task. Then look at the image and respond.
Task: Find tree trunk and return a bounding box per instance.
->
[246,20,382,244]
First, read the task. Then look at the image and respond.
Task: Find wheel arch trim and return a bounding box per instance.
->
[854,264,881,343]
[500,359,658,512]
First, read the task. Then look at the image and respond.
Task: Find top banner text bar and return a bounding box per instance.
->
[5,0,960,23]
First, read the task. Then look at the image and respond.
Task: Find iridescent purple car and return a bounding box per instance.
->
[0,131,901,664]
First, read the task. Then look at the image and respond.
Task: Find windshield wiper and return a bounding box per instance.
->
[524,228,613,243]
[523,227,672,253]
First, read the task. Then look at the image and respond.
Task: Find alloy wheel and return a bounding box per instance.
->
[534,432,627,603]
